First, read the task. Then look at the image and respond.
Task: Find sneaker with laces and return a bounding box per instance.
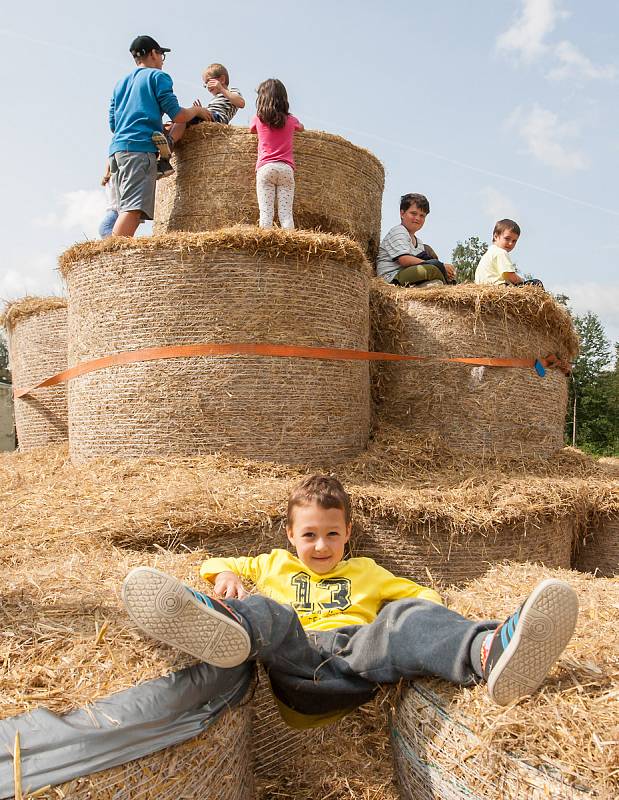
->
[122,567,251,668]
[481,578,578,706]
[152,130,173,160]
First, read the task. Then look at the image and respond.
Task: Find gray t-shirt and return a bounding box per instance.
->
[207,87,243,124]
[376,224,425,282]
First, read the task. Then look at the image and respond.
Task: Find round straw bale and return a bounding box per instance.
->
[1,297,68,451]
[29,704,254,800]
[371,283,578,460]
[153,124,385,261]
[352,514,575,586]
[253,666,321,779]
[573,512,619,576]
[59,230,371,465]
[390,563,619,799]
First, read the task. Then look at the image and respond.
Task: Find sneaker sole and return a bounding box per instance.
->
[487,579,579,706]
[152,132,172,159]
[121,567,251,668]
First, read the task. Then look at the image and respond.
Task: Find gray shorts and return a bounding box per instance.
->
[109,151,157,220]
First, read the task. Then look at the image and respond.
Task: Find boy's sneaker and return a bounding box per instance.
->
[481,578,578,706]
[121,567,251,668]
[156,158,174,179]
[152,131,175,179]
[152,130,173,160]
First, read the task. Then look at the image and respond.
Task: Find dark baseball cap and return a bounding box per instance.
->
[129,35,171,57]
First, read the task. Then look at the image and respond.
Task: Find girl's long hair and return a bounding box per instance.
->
[256,79,289,129]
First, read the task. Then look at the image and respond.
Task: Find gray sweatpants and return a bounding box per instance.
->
[227,596,497,716]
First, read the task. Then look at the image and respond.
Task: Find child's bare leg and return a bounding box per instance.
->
[112,210,142,237]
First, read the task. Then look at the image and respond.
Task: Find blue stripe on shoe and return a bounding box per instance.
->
[188,587,213,607]
[500,608,521,649]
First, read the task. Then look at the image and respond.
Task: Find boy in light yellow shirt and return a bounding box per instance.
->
[475,219,544,287]
[123,476,578,728]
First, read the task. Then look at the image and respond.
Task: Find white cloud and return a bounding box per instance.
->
[552,282,619,344]
[480,187,520,223]
[507,105,588,172]
[0,253,63,303]
[547,40,617,81]
[496,0,565,62]
[36,189,106,240]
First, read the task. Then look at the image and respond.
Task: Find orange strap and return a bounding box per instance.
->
[13,342,571,399]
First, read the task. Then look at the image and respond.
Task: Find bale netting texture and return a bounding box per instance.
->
[352,514,574,587]
[1,297,68,451]
[26,706,255,800]
[153,124,385,262]
[60,229,371,465]
[371,283,579,460]
[573,512,619,577]
[389,563,619,800]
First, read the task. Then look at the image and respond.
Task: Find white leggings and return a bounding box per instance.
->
[256,162,295,229]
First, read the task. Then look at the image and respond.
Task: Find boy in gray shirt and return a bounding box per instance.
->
[376,193,456,286]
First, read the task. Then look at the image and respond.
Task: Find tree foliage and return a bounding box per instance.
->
[451,236,488,283]
[0,331,8,372]
[567,311,618,455]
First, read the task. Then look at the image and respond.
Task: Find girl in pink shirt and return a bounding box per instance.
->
[250,79,304,229]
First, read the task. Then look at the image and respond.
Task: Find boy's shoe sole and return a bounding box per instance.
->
[121,567,251,668]
[487,579,578,706]
[152,131,173,159]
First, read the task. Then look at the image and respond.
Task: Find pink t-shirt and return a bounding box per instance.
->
[250,114,303,171]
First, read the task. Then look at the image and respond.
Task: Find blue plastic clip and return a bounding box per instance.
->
[534,359,546,377]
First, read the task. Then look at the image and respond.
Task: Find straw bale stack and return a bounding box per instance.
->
[371,283,578,459]
[390,563,619,800]
[60,229,371,465]
[24,708,254,800]
[1,297,68,451]
[0,548,255,799]
[573,512,619,576]
[154,124,385,261]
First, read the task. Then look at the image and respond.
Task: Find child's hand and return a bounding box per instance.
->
[445,263,456,281]
[101,174,110,187]
[206,78,223,95]
[213,571,249,599]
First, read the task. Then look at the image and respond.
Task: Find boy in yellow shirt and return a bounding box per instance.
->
[122,476,578,726]
[475,219,544,287]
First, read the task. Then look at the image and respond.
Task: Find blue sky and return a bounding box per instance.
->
[2,0,618,345]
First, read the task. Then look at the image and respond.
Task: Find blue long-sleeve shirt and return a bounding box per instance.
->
[109,67,182,155]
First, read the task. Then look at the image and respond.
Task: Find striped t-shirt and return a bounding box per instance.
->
[207,87,242,124]
[376,224,426,282]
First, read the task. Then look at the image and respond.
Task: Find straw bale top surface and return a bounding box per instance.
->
[372,281,579,359]
[411,562,619,798]
[1,296,67,331]
[59,227,372,276]
[1,438,616,563]
[180,122,385,170]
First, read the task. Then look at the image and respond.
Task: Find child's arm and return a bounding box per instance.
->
[206,79,245,109]
[503,271,524,284]
[200,554,266,598]
[396,254,427,267]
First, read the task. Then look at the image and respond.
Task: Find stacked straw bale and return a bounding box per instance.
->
[371,283,579,460]
[0,549,254,799]
[1,297,68,451]
[60,229,371,465]
[390,563,619,800]
[573,512,619,576]
[26,708,254,800]
[154,124,385,261]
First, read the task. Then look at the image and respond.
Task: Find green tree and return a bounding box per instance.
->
[0,331,8,371]
[567,311,618,455]
[451,236,488,283]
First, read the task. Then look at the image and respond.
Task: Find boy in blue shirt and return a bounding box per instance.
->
[122,475,579,728]
[109,35,212,237]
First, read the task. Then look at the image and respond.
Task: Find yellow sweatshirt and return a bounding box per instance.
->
[200,548,442,631]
